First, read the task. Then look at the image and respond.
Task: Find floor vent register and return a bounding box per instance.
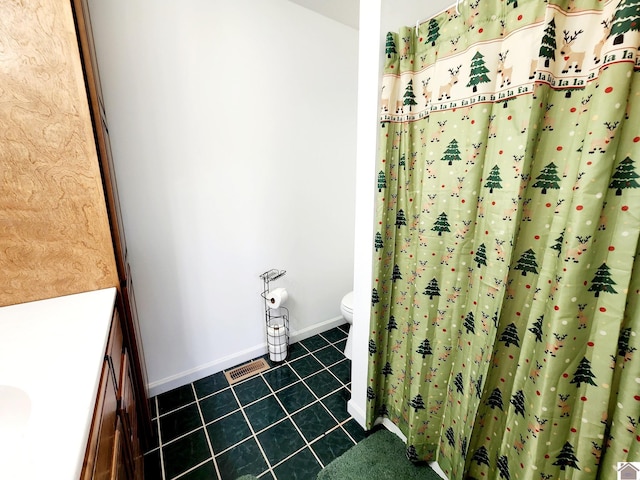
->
[224,358,270,385]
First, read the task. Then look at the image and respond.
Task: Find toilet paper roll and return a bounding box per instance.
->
[270,350,287,362]
[266,287,288,309]
[267,324,287,362]
[267,324,286,341]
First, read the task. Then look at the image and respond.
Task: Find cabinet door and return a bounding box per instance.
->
[82,360,118,480]
[119,349,144,479]
[122,263,152,446]
[105,310,123,392]
[123,264,148,397]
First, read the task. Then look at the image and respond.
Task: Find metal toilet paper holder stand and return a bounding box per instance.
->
[260,269,289,363]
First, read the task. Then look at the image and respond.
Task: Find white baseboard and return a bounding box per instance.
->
[430,462,448,479]
[148,316,347,397]
[347,398,366,427]
[290,315,347,344]
[366,416,448,480]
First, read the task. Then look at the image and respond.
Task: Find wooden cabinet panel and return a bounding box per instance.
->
[121,264,152,448]
[118,349,143,479]
[82,360,118,480]
[110,420,129,480]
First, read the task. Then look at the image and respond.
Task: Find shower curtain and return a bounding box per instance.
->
[366,0,640,479]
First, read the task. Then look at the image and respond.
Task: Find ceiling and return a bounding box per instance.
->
[287,0,456,31]
[288,0,360,29]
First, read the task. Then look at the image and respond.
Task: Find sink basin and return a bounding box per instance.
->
[0,385,31,478]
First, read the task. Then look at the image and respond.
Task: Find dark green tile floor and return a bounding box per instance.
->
[144,324,366,480]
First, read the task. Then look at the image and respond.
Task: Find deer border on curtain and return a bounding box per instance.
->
[367,0,640,478]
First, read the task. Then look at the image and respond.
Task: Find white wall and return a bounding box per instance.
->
[87,0,359,395]
[348,0,456,427]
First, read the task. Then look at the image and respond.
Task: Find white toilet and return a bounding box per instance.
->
[340,291,354,360]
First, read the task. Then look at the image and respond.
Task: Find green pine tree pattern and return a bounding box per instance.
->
[467,51,491,92]
[589,263,617,297]
[487,388,504,410]
[553,442,580,470]
[529,316,544,342]
[550,230,564,257]
[423,278,441,299]
[375,232,384,251]
[539,18,557,67]
[396,209,407,227]
[378,171,386,192]
[610,0,640,45]
[570,357,597,387]
[514,248,538,276]
[532,162,561,194]
[500,323,520,347]
[474,243,488,268]
[427,18,440,46]
[385,32,397,58]
[403,80,418,112]
[442,139,462,166]
[464,311,475,334]
[471,446,490,466]
[609,157,639,195]
[432,212,451,236]
[484,165,502,193]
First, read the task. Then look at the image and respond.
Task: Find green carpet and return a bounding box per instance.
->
[317,429,441,480]
[234,429,441,480]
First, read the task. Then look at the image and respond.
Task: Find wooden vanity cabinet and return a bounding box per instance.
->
[83,309,143,479]
[1,0,150,473]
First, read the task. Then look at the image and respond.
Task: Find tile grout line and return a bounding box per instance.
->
[318,331,348,350]
[260,361,327,472]
[338,417,360,445]
[284,344,355,459]
[196,384,233,405]
[190,383,222,480]
[306,349,350,395]
[299,376,352,430]
[155,397,167,480]
[171,459,215,480]
[294,351,358,451]
[226,378,275,479]
[155,398,199,419]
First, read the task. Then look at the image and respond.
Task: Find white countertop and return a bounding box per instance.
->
[0,288,117,480]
